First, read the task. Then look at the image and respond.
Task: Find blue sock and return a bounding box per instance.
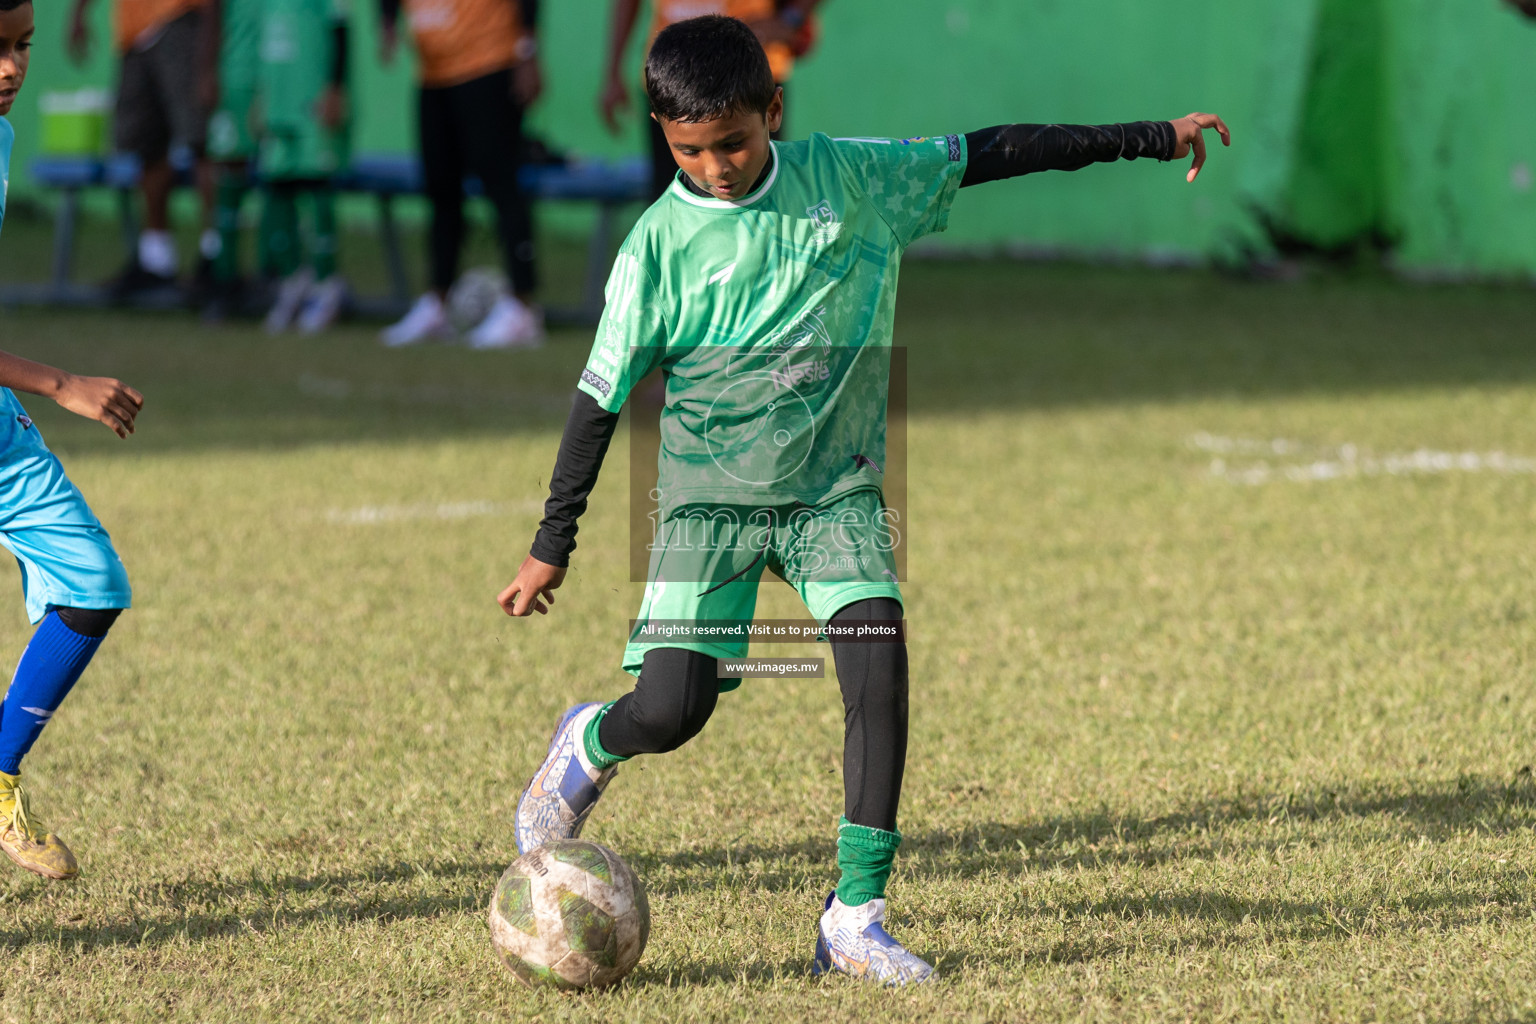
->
[0,612,105,775]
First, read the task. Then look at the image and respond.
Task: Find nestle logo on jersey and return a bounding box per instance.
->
[768,361,831,390]
[581,368,612,397]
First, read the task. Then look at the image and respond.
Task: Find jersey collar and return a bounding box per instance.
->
[667,143,781,211]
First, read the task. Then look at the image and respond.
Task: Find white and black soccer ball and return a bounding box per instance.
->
[446,267,508,332]
[488,840,651,990]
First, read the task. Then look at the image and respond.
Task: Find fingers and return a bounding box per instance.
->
[497,580,549,617]
[1179,112,1230,183]
[497,581,522,615]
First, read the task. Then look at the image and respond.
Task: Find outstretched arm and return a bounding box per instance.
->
[0,351,143,438]
[497,391,621,617]
[961,112,1230,187]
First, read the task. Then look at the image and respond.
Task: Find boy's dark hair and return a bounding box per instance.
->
[0,0,33,12]
[645,15,776,124]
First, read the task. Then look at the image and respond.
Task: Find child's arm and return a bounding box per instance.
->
[377,0,400,64]
[0,351,144,438]
[66,0,94,64]
[497,392,621,617]
[599,0,642,135]
[961,112,1230,186]
[318,8,350,129]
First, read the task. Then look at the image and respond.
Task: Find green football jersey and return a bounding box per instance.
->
[220,0,263,96]
[578,132,968,516]
[258,0,347,130]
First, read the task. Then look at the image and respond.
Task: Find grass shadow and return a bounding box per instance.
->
[6,857,506,952]
[627,771,1536,895]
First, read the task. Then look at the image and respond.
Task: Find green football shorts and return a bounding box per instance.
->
[258,122,349,181]
[622,487,903,684]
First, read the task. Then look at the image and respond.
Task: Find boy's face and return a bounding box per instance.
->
[656,89,784,201]
[0,2,33,117]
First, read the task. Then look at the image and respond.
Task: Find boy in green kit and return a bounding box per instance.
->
[498,15,1229,984]
[202,0,261,318]
[255,0,351,333]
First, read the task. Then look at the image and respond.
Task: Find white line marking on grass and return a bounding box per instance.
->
[1189,433,1536,486]
[324,500,543,525]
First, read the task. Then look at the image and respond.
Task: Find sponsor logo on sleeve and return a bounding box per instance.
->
[580,368,613,397]
[900,137,928,146]
[946,134,962,162]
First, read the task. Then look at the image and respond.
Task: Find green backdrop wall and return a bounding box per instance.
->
[6,0,1536,275]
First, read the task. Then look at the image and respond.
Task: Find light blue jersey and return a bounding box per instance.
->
[1,115,13,236]
[0,115,132,622]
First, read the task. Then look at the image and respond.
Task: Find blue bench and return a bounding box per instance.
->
[10,152,651,325]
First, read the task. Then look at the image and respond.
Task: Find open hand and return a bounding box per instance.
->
[56,374,143,437]
[1170,112,1231,183]
[497,554,567,617]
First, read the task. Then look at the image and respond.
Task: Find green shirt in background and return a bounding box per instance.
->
[258,0,347,130]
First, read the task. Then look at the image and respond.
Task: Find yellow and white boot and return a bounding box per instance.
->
[0,772,78,880]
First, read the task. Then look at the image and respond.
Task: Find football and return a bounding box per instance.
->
[488,840,651,990]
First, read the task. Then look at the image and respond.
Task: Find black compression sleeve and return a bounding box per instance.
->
[529,390,622,567]
[330,22,349,86]
[960,121,1177,188]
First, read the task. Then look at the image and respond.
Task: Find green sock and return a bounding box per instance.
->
[836,817,901,907]
[260,188,300,278]
[212,170,248,284]
[582,702,629,770]
[305,188,339,279]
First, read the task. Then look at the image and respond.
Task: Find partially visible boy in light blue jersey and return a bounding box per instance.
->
[0,0,145,882]
[497,14,1229,984]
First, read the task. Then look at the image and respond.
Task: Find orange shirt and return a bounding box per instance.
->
[404,0,526,87]
[114,0,205,52]
[649,0,795,82]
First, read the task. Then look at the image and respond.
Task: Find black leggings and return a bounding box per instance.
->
[597,597,907,832]
[418,69,536,296]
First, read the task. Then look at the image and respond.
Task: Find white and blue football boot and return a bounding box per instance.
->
[514,703,617,855]
[813,892,934,985]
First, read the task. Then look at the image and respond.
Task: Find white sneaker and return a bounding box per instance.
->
[264,268,314,334]
[381,293,453,347]
[813,893,933,985]
[467,295,545,350]
[296,275,349,334]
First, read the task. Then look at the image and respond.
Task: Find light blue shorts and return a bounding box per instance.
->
[0,390,132,624]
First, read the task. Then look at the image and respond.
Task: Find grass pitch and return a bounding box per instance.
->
[0,260,1534,1021]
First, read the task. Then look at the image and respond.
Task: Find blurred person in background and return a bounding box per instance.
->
[200,0,277,321]
[599,0,823,199]
[377,0,544,349]
[255,0,352,333]
[69,0,219,299]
